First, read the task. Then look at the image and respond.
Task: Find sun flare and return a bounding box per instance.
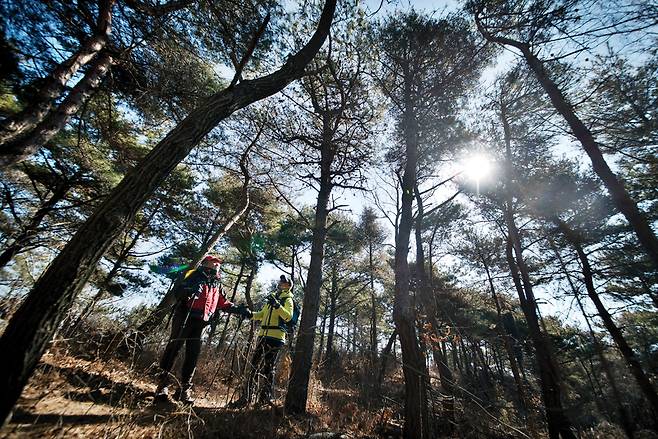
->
[462,154,493,182]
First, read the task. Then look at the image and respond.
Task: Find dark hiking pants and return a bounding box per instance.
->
[159,308,205,387]
[245,337,282,401]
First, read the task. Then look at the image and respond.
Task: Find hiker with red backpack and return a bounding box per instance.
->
[155,255,250,404]
[230,275,296,408]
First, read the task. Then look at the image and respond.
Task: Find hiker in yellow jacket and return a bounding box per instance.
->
[231,275,294,407]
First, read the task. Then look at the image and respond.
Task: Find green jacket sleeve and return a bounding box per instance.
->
[252,307,265,321]
[276,297,293,322]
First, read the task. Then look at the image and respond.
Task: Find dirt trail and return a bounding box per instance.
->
[0,346,393,438]
[0,351,257,438]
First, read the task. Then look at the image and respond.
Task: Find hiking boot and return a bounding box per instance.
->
[154,383,170,402]
[179,385,195,404]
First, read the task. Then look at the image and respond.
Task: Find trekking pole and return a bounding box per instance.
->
[204,314,245,398]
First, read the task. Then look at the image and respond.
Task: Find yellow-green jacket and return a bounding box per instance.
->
[252,289,293,343]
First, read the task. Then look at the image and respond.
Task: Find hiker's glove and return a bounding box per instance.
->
[267,294,281,309]
[235,304,252,319]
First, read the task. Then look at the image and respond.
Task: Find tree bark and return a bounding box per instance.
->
[499,98,575,439]
[481,251,535,434]
[325,265,338,371]
[475,15,658,271]
[0,0,336,424]
[563,262,634,437]
[413,184,455,428]
[369,241,378,367]
[316,296,329,365]
[284,140,333,414]
[239,265,258,372]
[378,330,397,387]
[555,219,658,420]
[1,52,113,166]
[504,214,575,439]
[523,48,658,270]
[71,201,162,334]
[392,87,432,439]
[0,0,114,152]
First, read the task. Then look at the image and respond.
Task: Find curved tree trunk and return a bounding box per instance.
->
[0,0,336,424]
[499,99,575,439]
[71,200,162,334]
[474,16,658,271]
[555,219,658,421]
[0,0,114,153]
[1,52,113,166]
[552,240,635,438]
[239,264,258,371]
[523,47,658,270]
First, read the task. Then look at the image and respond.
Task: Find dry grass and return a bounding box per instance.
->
[0,331,405,439]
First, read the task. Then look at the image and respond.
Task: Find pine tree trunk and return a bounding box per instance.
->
[325,267,338,371]
[1,52,113,166]
[285,180,331,413]
[352,309,358,355]
[577,299,634,438]
[549,238,633,436]
[316,298,328,365]
[520,47,658,270]
[505,218,575,439]
[0,0,336,424]
[240,265,258,373]
[72,203,161,333]
[482,255,535,433]
[378,330,397,387]
[392,89,433,439]
[284,162,332,413]
[369,239,378,367]
[413,184,455,428]
[0,0,114,151]
[475,18,658,270]
[499,99,575,439]
[555,219,658,420]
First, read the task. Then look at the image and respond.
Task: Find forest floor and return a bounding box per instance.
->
[0,340,401,439]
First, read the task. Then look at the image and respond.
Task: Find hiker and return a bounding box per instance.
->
[230,275,295,407]
[155,255,250,403]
